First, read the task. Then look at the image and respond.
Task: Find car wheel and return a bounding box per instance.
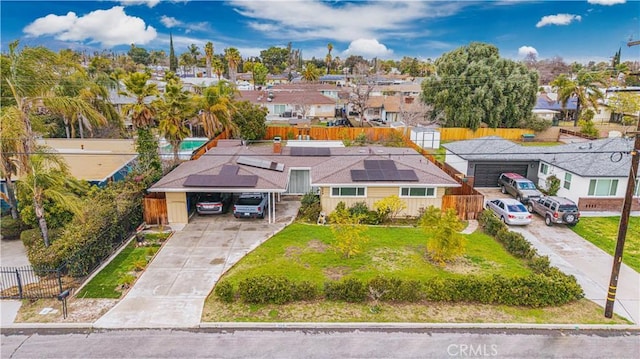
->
[563,213,576,224]
[500,186,506,194]
[545,215,553,226]
[500,216,507,224]
[516,195,522,202]
[527,204,533,213]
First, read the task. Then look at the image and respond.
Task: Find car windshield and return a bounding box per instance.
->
[199,194,222,202]
[518,182,536,190]
[507,204,528,212]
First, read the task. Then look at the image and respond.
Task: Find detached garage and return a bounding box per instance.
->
[443,136,540,187]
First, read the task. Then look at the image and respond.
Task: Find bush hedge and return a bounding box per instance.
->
[1,215,28,240]
[236,276,319,304]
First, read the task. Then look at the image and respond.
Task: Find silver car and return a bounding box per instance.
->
[485,198,532,225]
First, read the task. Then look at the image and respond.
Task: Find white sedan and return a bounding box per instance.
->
[485,198,532,225]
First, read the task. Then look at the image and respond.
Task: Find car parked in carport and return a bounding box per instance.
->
[195,193,232,215]
[485,198,532,225]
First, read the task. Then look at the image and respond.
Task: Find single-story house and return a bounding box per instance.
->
[534,93,577,122]
[238,89,337,120]
[443,136,639,211]
[148,140,460,228]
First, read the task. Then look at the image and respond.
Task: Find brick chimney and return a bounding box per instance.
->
[273,136,282,154]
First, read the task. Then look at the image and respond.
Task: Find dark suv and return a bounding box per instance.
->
[527,196,580,227]
[498,173,542,204]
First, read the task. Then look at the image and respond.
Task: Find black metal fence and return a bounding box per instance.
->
[0,265,65,299]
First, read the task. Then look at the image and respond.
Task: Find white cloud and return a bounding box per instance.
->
[343,39,393,58]
[587,0,625,5]
[160,16,182,28]
[230,0,465,43]
[518,46,538,58]
[120,0,160,8]
[23,6,157,47]
[536,14,582,28]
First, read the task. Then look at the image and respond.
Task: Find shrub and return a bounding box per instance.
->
[367,276,423,302]
[118,274,136,289]
[355,132,368,146]
[528,255,552,274]
[214,281,235,303]
[293,281,319,301]
[544,175,561,196]
[324,278,367,302]
[478,210,507,236]
[298,192,322,222]
[1,215,27,240]
[348,201,369,217]
[373,195,407,223]
[238,275,294,304]
[132,259,147,272]
[495,229,537,260]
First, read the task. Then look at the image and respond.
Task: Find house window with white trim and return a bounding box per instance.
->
[331,187,365,197]
[540,163,549,175]
[588,179,618,196]
[273,104,286,115]
[400,187,436,198]
[563,173,572,190]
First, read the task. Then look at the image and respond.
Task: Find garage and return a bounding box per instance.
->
[473,164,528,187]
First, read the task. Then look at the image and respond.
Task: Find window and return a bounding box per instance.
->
[540,163,549,175]
[588,179,618,196]
[564,173,572,190]
[331,187,365,197]
[273,104,286,114]
[400,187,436,198]
[635,179,640,197]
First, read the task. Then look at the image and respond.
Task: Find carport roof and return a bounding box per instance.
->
[149,141,460,192]
[443,136,634,177]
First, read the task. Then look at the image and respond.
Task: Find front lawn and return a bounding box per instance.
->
[75,231,171,298]
[218,223,531,288]
[571,216,640,273]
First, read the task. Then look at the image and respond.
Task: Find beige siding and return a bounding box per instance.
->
[166,192,188,225]
[320,186,444,217]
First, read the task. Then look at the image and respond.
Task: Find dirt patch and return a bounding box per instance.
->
[369,247,415,271]
[15,297,117,323]
[443,256,483,275]
[285,246,303,258]
[306,239,328,253]
[323,266,351,280]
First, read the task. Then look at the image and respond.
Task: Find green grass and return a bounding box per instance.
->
[76,232,170,298]
[218,223,531,288]
[571,217,640,273]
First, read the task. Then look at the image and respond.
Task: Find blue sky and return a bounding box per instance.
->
[1,0,639,64]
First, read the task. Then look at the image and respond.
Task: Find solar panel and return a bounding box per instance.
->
[290,147,331,157]
[396,170,419,181]
[183,174,258,187]
[364,160,396,170]
[350,170,368,181]
[219,165,239,175]
[350,169,419,182]
[237,156,285,172]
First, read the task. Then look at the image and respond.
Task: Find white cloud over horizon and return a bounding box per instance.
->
[160,15,182,28]
[536,14,582,28]
[518,46,538,58]
[23,6,157,47]
[120,0,160,8]
[343,39,393,58]
[587,0,626,5]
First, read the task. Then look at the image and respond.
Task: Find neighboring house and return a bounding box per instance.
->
[364,95,425,124]
[148,139,460,228]
[238,89,337,120]
[371,83,422,97]
[443,136,639,211]
[533,93,577,122]
[593,86,640,124]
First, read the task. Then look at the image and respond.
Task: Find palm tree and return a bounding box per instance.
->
[224,47,242,83]
[1,41,106,241]
[156,79,195,163]
[0,107,24,219]
[551,71,604,126]
[195,80,239,138]
[15,148,83,247]
[212,58,224,80]
[56,71,112,138]
[326,43,333,74]
[302,63,320,82]
[188,44,201,76]
[204,42,214,78]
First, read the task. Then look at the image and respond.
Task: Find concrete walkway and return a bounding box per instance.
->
[511,218,640,324]
[94,200,300,328]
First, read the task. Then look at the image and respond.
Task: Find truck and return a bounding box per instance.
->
[233,192,268,219]
[497,173,542,204]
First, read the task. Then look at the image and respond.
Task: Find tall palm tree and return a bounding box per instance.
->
[212,58,224,80]
[56,71,112,138]
[224,47,242,83]
[15,148,83,247]
[195,80,239,138]
[204,42,214,78]
[551,71,605,126]
[1,41,106,242]
[156,79,195,163]
[302,63,320,82]
[326,43,333,74]
[188,44,201,76]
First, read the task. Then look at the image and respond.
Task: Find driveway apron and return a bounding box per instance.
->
[94,200,300,328]
[511,218,640,324]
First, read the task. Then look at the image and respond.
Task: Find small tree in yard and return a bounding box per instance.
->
[545,175,561,196]
[419,206,465,265]
[373,195,407,224]
[330,202,368,259]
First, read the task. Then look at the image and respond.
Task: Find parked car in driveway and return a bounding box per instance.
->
[527,196,580,227]
[196,193,232,215]
[497,172,543,204]
[485,198,532,225]
[233,192,268,219]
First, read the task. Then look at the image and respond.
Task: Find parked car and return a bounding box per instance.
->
[527,196,580,227]
[497,172,543,204]
[233,192,268,219]
[196,193,232,215]
[485,198,532,225]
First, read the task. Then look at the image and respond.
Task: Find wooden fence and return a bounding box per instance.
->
[441,194,485,220]
[143,193,168,225]
[190,131,229,160]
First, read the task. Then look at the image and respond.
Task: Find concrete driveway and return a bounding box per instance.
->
[94,199,300,328]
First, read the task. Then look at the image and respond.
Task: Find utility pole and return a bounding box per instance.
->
[604,113,640,318]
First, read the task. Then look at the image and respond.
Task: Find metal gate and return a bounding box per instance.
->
[0,265,64,299]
